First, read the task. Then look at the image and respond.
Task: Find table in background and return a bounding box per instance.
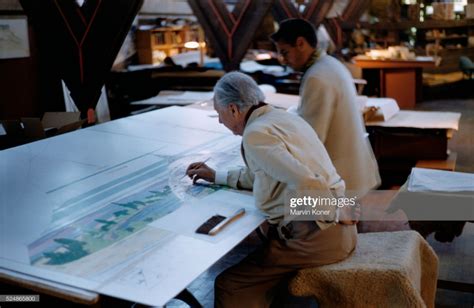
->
[366,110,460,187]
[354,56,435,109]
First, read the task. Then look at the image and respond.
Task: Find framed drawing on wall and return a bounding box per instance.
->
[0,16,30,59]
[0,0,23,11]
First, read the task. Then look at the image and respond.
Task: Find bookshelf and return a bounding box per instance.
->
[341,19,474,73]
[136,25,203,65]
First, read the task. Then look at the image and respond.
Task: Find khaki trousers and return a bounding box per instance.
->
[215,223,357,308]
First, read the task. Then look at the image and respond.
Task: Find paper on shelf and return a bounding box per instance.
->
[131,91,214,106]
[364,97,400,122]
[366,110,460,130]
[408,168,474,192]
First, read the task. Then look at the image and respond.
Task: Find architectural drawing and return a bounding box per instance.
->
[0,18,30,59]
[28,133,244,269]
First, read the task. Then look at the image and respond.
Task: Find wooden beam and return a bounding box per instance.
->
[20,0,143,117]
[271,0,334,28]
[341,0,370,22]
[323,0,370,50]
[188,0,273,71]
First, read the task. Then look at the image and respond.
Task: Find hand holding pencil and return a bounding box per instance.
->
[185,158,216,184]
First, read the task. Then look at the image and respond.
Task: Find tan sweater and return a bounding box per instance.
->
[298,54,381,196]
[216,105,344,227]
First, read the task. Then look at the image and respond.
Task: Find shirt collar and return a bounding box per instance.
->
[243,102,269,129]
[301,49,323,76]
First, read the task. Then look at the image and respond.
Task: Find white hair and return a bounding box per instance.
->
[213,72,265,110]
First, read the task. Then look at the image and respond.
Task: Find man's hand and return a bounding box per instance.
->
[339,203,361,225]
[186,162,216,184]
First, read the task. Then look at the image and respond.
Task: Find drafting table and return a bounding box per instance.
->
[131,90,214,107]
[0,106,265,306]
[366,110,461,186]
[129,86,287,108]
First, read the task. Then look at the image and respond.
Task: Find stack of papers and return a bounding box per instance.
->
[131,91,214,106]
[364,97,400,122]
[132,85,287,107]
[366,110,461,131]
[408,168,474,192]
[264,92,299,110]
[240,60,285,74]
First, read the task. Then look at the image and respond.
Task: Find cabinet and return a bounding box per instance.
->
[354,57,435,108]
[415,20,474,73]
[136,25,203,65]
[342,19,474,73]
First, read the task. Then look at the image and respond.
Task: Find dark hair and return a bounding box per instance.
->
[270,18,317,48]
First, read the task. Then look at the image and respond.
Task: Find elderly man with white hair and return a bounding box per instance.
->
[186,72,357,308]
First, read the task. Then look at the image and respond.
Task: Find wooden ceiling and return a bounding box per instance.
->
[189,0,371,71]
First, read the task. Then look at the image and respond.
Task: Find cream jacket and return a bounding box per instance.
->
[298,54,381,196]
[216,105,344,227]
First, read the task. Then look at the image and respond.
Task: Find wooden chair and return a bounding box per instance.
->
[459,56,474,79]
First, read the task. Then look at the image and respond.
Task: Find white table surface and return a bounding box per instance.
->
[0,106,265,306]
[365,110,461,130]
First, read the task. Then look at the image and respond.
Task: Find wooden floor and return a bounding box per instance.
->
[429,223,474,307]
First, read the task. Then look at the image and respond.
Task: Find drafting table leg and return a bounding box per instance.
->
[256,226,267,242]
[175,289,203,308]
[437,280,474,293]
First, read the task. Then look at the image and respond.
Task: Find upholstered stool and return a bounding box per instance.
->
[289,231,439,308]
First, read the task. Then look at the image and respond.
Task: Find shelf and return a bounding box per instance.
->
[136,25,205,65]
[444,45,471,50]
[341,19,474,30]
[341,16,474,74]
[425,35,468,41]
[152,44,186,49]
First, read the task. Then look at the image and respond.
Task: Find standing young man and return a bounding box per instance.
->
[271,18,380,196]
